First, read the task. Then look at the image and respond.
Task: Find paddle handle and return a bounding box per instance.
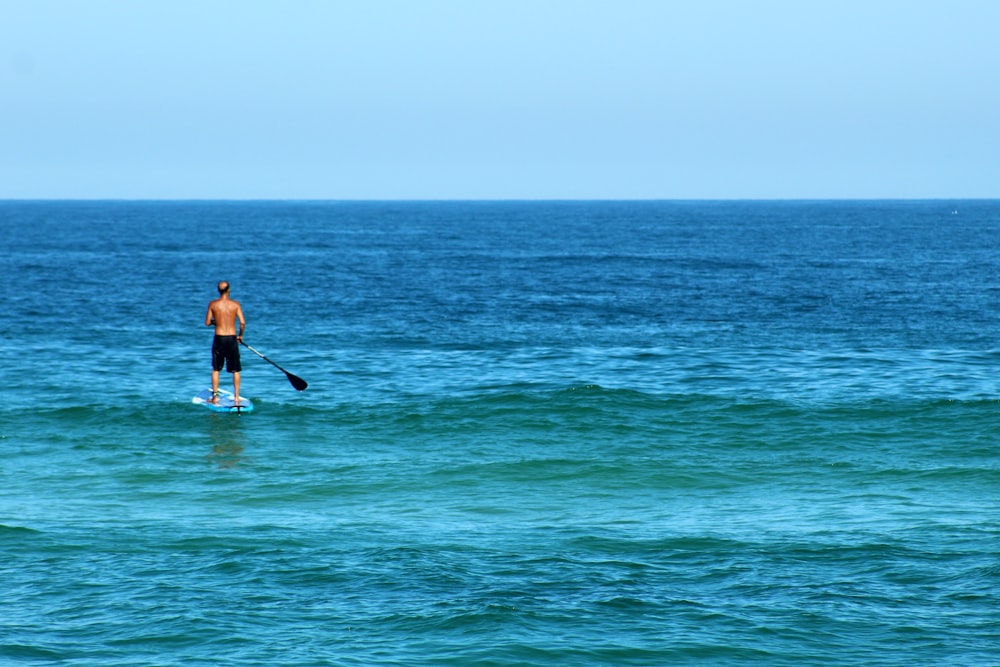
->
[242,342,281,370]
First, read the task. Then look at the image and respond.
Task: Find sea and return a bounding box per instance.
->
[1,200,998,666]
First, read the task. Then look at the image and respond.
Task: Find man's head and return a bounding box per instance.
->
[218,281,231,295]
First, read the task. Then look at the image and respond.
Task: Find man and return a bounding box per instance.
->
[205,281,246,404]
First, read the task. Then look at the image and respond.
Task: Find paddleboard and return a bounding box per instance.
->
[192,388,254,414]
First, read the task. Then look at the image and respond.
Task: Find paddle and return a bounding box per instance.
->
[241,341,308,391]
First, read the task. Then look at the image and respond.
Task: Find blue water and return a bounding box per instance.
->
[1,200,998,665]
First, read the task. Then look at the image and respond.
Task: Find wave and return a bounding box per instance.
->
[0,524,43,537]
[8,382,1000,437]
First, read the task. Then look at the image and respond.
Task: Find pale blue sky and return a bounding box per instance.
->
[2,0,997,199]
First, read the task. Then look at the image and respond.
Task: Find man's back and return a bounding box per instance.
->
[207,297,243,336]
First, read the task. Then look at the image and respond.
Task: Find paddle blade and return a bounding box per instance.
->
[287,373,308,391]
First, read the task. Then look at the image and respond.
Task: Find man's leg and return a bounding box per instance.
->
[233,371,241,404]
[211,369,220,403]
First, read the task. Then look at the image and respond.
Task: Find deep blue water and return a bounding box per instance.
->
[1,200,998,665]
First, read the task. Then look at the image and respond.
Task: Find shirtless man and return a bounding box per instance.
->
[205,281,246,404]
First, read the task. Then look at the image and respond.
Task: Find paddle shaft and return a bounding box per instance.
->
[240,341,308,391]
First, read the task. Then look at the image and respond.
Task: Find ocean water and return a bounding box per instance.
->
[1,200,998,666]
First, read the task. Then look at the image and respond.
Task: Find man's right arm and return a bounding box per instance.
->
[236,304,246,341]
[205,303,215,327]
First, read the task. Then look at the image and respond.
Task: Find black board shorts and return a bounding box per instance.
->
[212,335,242,373]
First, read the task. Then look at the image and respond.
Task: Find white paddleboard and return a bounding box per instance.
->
[192,388,254,414]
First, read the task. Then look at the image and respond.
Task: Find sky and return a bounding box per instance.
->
[1,0,998,199]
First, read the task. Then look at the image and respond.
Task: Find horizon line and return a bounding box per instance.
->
[0,196,993,203]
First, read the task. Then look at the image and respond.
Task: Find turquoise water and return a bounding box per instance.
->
[1,201,998,665]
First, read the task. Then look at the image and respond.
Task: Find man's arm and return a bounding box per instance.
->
[237,304,246,341]
[205,303,215,327]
